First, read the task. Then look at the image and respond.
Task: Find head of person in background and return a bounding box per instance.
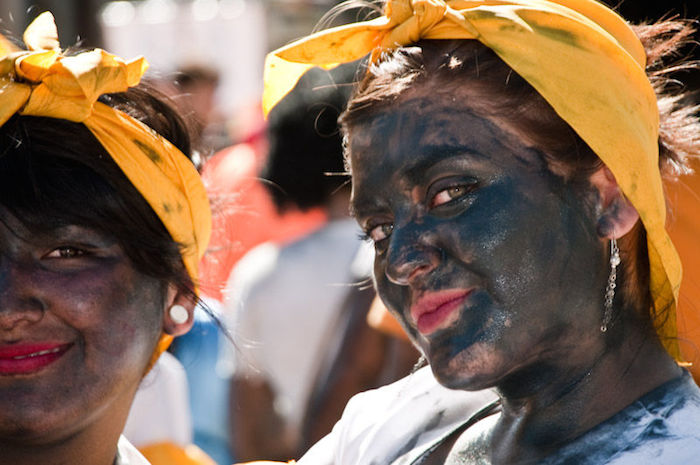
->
[173,64,229,152]
[0,13,210,465]
[261,0,700,462]
[262,63,358,219]
[227,62,379,463]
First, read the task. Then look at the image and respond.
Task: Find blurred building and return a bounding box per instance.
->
[0,0,347,134]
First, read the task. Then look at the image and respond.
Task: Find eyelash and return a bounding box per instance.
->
[361,222,394,245]
[358,232,371,243]
[429,182,477,209]
[44,246,89,259]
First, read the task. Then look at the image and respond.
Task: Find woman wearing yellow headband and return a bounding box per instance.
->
[0,13,212,465]
[256,0,700,463]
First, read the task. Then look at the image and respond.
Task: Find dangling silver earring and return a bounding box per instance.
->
[601,238,620,332]
[411,354,428,374]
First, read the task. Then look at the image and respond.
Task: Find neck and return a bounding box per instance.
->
[490,315,682,463]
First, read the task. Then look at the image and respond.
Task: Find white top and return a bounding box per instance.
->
[298,367,497,465]
[122,351,193,447]
[224,218,370,436]
[298,368,700,465]
[115,436,151,465]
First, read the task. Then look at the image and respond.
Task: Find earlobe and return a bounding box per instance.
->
[589,167,640,239]
[162,285,195,337]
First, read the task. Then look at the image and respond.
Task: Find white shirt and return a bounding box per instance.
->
[225,219,370,435]
[115,436,151,465]
[299,368,700,465]
[123,351,193,448]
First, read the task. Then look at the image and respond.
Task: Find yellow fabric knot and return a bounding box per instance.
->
[262,0,684,360]
[13,50,146,123]
[382,0,448,47]
[0,10,146,125]
[0,12,212,367]
[379,0,482,56]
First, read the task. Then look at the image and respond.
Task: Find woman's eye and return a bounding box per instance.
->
[430,185,471,208]
[367,223,394,243]
[45,247,87,259]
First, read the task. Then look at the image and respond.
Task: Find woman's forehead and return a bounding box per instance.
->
[0,208,114,247]
[349,96,544,174]
[348,100,551,216]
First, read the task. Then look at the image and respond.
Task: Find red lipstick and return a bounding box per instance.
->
[411,289,472,335]
[0,343,73,375]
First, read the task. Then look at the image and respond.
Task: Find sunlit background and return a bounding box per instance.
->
[0,0,347,148]
[1,0,697,149]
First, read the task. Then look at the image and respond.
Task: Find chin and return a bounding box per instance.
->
[426,341,507,391]
[0,414,63,444]
[0,391,82,445]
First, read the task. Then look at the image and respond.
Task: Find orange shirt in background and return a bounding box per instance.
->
[199,142,326,301]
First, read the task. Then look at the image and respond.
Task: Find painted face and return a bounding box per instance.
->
[350,93,610,390]
[0,209,164,443]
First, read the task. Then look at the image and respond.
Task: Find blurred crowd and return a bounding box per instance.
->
[1,1,698,464]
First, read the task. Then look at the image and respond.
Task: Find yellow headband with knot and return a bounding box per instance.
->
[0,12,212,361]
[263,0,683,359]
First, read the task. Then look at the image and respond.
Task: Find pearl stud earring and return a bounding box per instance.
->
[169,304,189,325]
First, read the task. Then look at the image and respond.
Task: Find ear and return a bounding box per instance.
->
[589,167,639,239]
[162,284,196,337]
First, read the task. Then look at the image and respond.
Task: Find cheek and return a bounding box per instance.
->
[47,266,164,366]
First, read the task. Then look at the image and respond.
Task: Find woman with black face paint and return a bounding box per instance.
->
[0,13,214,465]
[247,0,700,464]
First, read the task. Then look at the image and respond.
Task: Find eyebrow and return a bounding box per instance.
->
[350,143,482,220]
[403,143,483,184]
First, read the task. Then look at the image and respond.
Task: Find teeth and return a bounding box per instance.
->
[12,347,62,360]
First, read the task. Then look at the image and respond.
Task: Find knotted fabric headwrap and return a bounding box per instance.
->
[263,0,683,359]
[0,12,212,363]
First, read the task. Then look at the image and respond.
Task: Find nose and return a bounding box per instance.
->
[0,258,45,331]
[384,223,442,286]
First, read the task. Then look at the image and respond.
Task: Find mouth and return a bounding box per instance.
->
[0,343,73,376]
[411,289,473,336]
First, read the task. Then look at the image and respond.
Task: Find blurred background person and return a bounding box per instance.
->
[224,62,419,463]
[124,351,202,463]
[173,63,231,152]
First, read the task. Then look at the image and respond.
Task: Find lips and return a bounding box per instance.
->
[0,343,73,375]
[411,289,473,335]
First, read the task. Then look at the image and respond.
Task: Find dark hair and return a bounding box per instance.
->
[262,62,358,212]
[340,20,700,333]
[0,83,196,302]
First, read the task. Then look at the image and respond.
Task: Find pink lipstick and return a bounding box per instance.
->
[411,289,472,335]
[0,343,73,375]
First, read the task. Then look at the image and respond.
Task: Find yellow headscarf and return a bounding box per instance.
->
[263,0,683,358]
[0,12,212,362]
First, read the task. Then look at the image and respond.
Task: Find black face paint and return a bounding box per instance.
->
[350,94,610,393]
[0,207,164,443]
